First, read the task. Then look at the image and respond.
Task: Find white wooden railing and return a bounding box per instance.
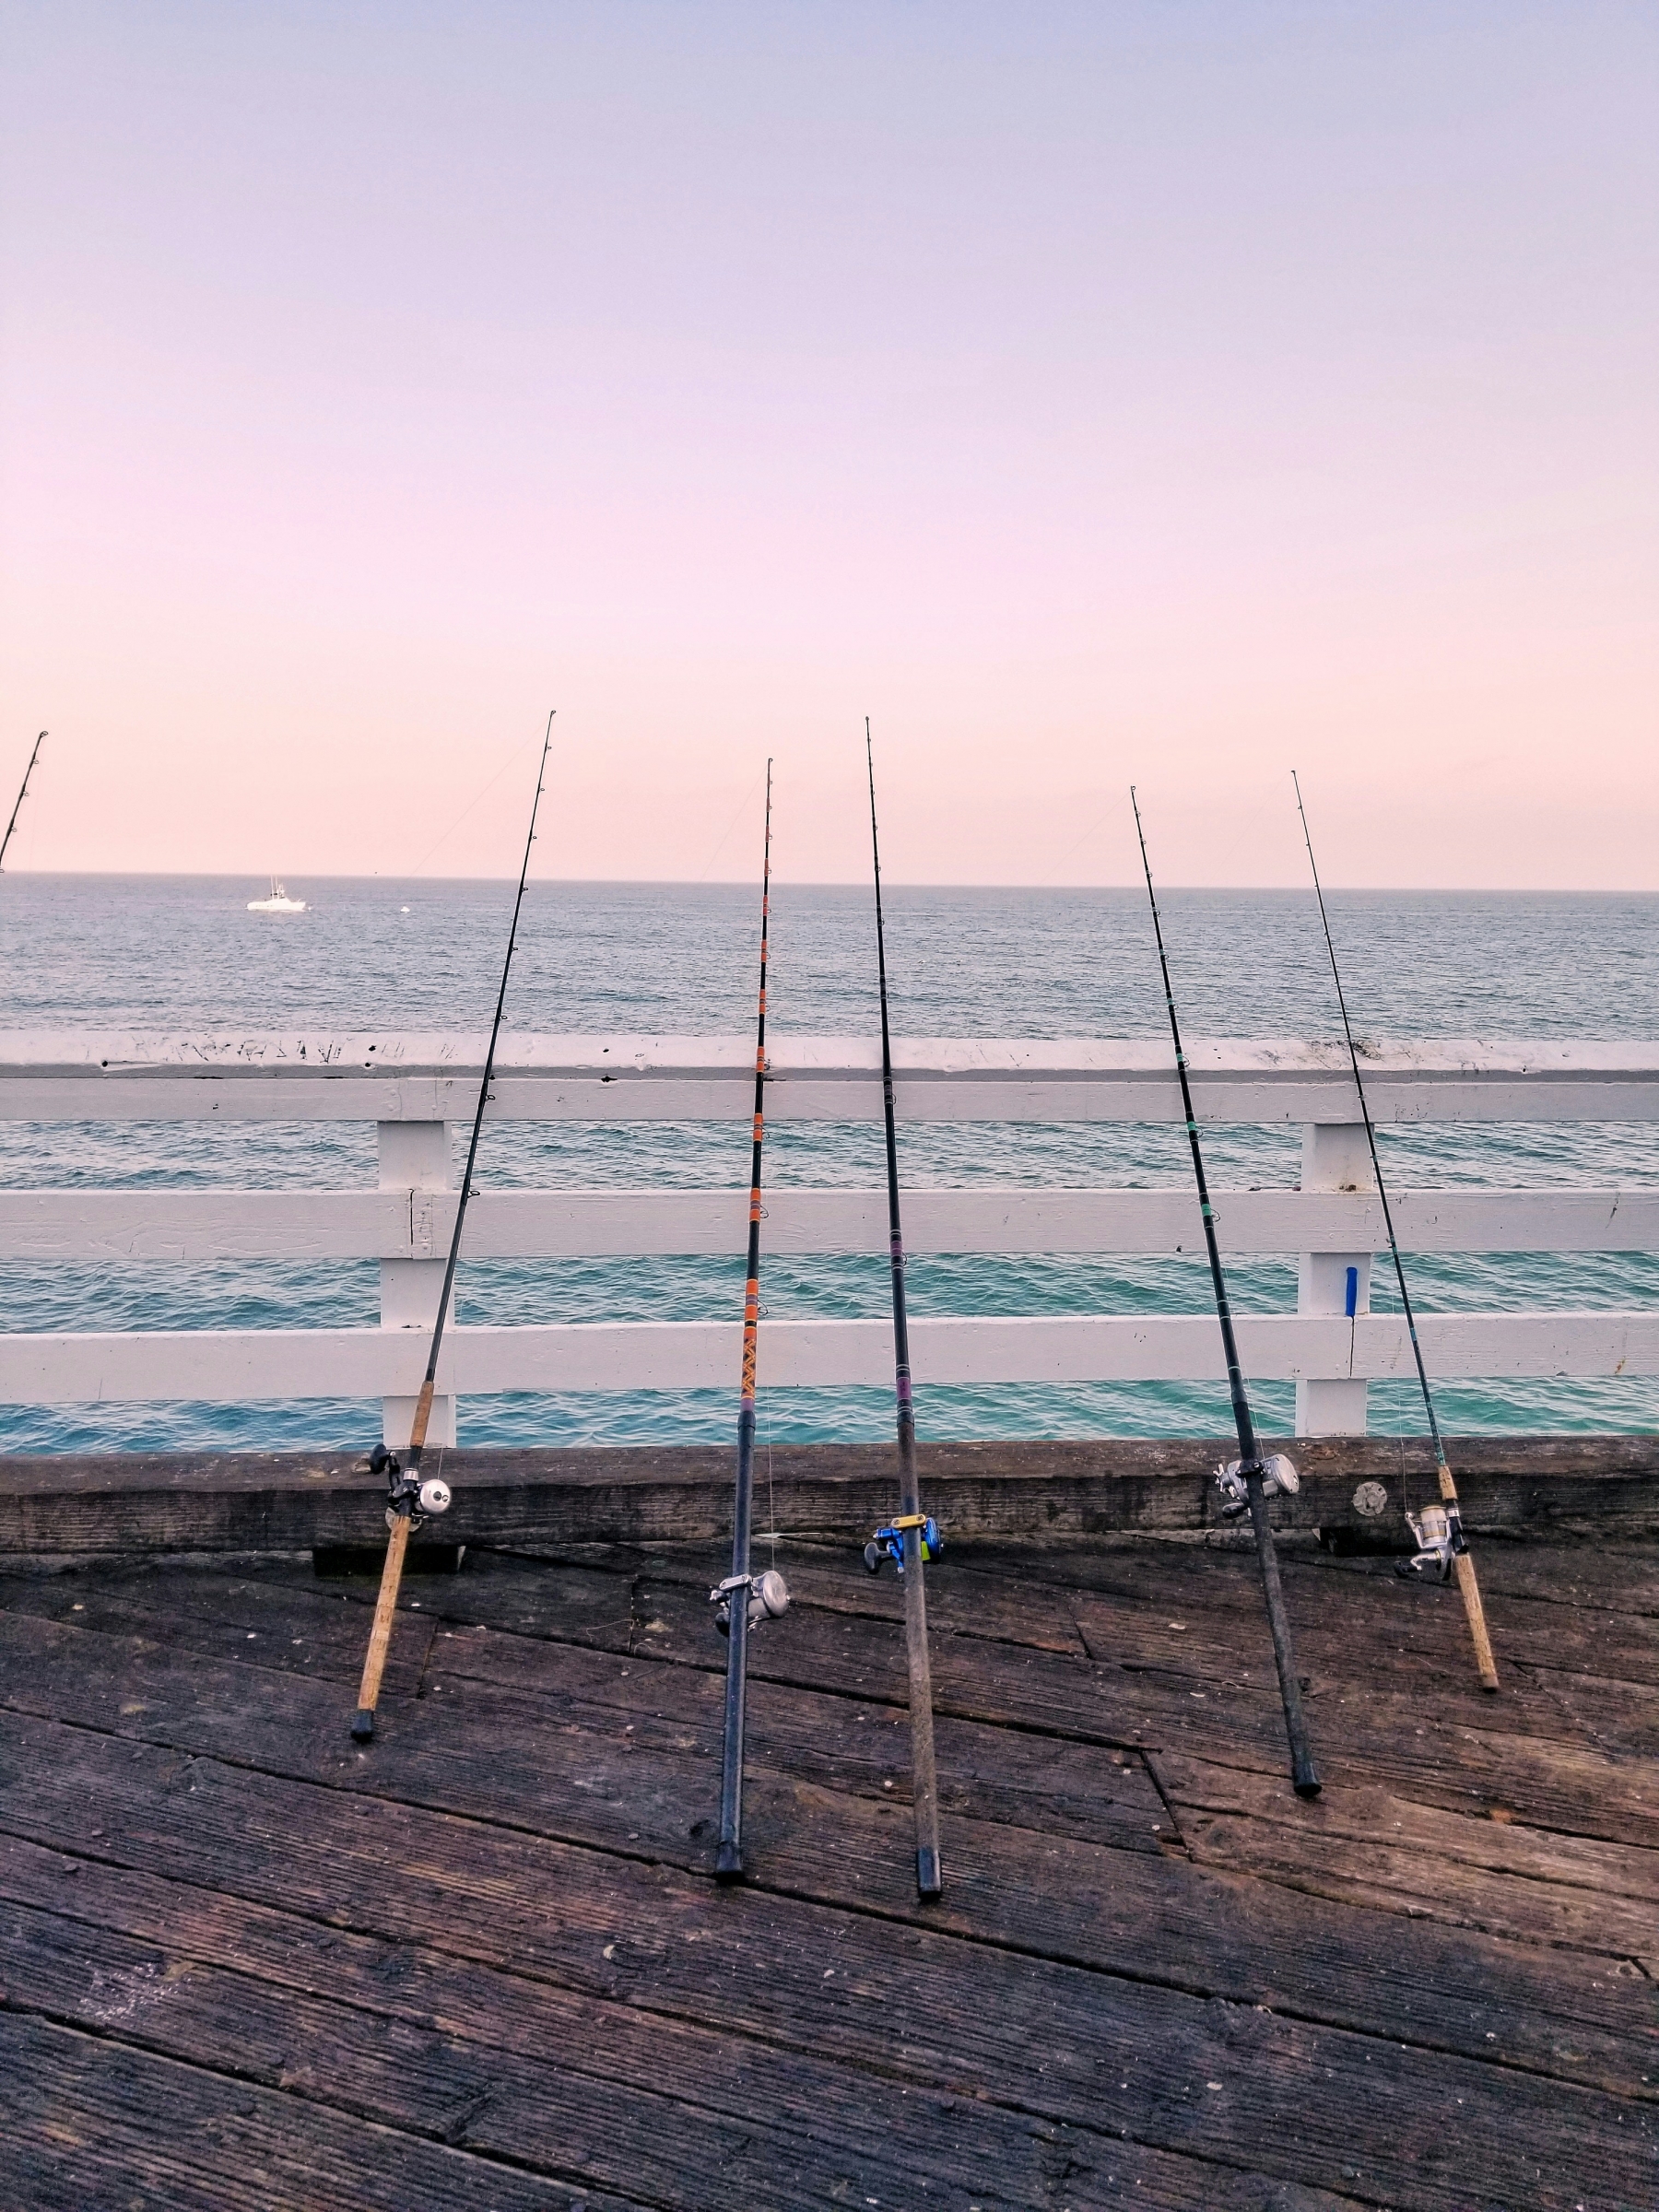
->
[1,1033,1656,1445]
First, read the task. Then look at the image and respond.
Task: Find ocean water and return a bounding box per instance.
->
[1,873,1656,1453]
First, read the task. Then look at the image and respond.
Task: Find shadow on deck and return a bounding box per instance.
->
[0,1524,1653,2209]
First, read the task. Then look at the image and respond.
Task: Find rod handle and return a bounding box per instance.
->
[407,1378,436,1459]
[352,1512,412,1738]
[902,1521,944,1895]
[1438,1466,1499,1690]
[1452,1547,1500,1690]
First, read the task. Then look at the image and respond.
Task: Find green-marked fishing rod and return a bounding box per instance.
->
[710,761,790,1880]
[1132,790,1321,1796]
[0,733,46,871]
[861,722,943,1900]
[1292,772,1499,1690]
[350,711,555,1744]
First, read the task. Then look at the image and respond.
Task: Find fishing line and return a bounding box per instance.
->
[1132,785,1321,1797]
[408,735,538,878]
[697,764,769,884]
[1291,771,1500,1689]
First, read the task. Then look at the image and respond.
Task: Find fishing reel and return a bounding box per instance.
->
[366,1441,453,1532]
[864,1513,943,1576]
[1396,1501,1467,1583]
[1214,1453,1300,1521]
[710,1569,790,1636]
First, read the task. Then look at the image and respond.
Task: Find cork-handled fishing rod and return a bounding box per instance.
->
[0,732,46,870]
[711,762,790,1878]
[350,711,554,1743]
[1132,791,1321,1796]
[859,723,944,1897]
[1291,772,1499,1689]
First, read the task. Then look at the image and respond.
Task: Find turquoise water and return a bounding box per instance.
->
[1,873,1656,1453]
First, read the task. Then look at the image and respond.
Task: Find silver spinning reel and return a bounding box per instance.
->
[1214,1453,1300,1521]
[1398,1501,1466,1582]
[710,1568,790,1636]
[367,1442,453,1531]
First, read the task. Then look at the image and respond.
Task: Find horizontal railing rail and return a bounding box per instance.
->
[1,1185,1655,1261]
[3,1311,1656,1407]
[3,1032,1659,1122]
[1,1034,1654,1441]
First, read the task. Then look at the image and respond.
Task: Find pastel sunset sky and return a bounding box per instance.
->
[1,4,1653,887]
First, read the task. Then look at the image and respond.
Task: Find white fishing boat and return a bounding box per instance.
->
[246,878,306,914]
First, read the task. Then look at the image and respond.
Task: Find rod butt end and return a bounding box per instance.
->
[714,1841,744,1883]
[1292,1765,1322,1800]
[915,1847,943,1899]
[350,1708,375,1743]
[1478,1670,1500,1693]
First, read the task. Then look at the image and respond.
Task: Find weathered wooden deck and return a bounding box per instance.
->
[1,1505,1654,2208]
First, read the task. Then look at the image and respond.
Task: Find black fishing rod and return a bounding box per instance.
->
[711,761,790,1880]
[351,711,555,1743]
[0,732,46,871]
[1292,772,1499,1689]
[1131,790,1320,1796]
[860,723,944,1899]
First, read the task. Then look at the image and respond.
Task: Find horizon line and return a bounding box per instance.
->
[0,869,1653,899]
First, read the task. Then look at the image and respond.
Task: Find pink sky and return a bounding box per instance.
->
[1,5,1654,888]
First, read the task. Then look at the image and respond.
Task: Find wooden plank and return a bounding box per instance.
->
[1151,1752,1659,1964]
[0,1684,1653,2209]
[2,1608,1654,2108]
[2,2011,609,2211]
[3,1435,1653,1555]
[6,1182,1657,1261]
[359,1536,1652,1849]
[0,1560,1162,1855]
[3,1840,1321,2212]
[6,1304,1659,1406]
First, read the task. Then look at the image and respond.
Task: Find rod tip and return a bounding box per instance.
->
[350,1709,375,1743]
[1292,1770,1322,1800]
[713,1842,745,1884]
[915,1847,943,1899]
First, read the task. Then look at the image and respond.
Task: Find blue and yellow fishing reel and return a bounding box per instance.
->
[863,1512,943,1576]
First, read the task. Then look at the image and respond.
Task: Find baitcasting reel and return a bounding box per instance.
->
[864,1513,943,1576]
[1214,1453,1300,1522]
[367,1441,453,1533]
[1397,1500,1467,1583]
[710,1568,790,1636]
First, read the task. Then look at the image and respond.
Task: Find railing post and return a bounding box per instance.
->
[1295,1122,1374,1437]
[378,1121,455,1450]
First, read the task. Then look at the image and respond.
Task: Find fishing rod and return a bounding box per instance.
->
[1132,790,1321,1796]
[0,733,46,871]
[350,711,555,1743]
[1292,772,1499,1690]
[710,761,790,1880]
[860,723,944,1900]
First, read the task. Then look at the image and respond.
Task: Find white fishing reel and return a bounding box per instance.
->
[710,1569,790,1636]
[1398,1501,1465,1583]
[1215,1453,1300,1521]
[383,1477,452,1532]
[368,1442,453,1531]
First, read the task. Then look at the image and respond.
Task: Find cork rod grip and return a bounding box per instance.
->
[352,1514,411,1736]
[1440,1465,1499,1690]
